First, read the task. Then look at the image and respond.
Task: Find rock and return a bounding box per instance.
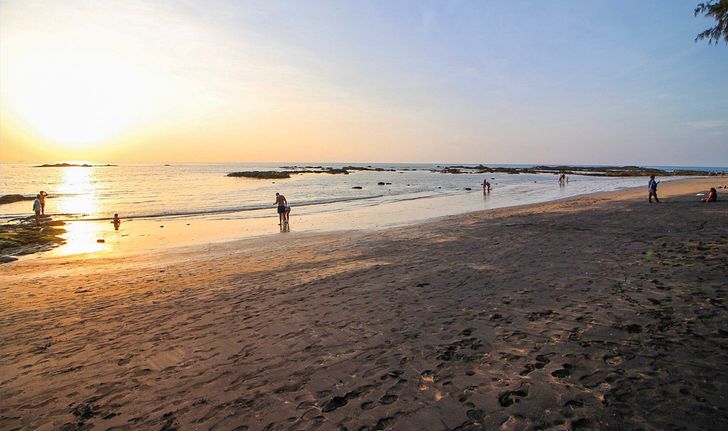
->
[0,194,34,205]
[35,163,115,167]
[227,171,291,179]
[377,182,385,185]
[96,239,105,243]
[465,187,472,191]
[0,255,18,263]
[228,168,351,179]
[352,186,363,189]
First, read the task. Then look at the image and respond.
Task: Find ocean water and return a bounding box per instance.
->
[0,163,722,224]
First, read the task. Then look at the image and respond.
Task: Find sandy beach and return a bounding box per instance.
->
[1,178,726,430]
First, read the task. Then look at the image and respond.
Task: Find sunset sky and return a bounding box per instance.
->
[1,0,726,165]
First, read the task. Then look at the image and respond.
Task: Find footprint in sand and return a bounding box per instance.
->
[551,363,573,379]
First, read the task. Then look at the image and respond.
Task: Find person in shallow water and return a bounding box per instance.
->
[32,194,42,226]
[275,193,288,225]
[284,205,291,223]
[113,213,121,230]
[39,191,48,215]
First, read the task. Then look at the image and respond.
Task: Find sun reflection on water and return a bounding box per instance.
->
[53,167,109,255]
[56,221,109,255]
[56,167,98,216]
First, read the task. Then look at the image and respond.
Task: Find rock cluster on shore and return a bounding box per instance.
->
[0,217,66,260]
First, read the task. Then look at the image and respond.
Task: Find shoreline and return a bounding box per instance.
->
[4,177,722,261]
[0,177,726,429]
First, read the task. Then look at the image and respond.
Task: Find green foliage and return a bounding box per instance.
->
[694,0,728,44]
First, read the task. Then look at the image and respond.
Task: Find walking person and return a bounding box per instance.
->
[648,175,659,203]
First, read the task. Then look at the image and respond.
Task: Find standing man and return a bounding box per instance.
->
[33,194,42,225]
[275,192,288,225]
[648,175,659,203]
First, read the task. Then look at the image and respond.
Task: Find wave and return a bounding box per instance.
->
[53,193,392,221]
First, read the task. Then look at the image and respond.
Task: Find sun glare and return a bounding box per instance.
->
[4,49,145,148]
[56,167,98,216]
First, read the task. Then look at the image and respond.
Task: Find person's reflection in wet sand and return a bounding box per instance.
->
[280,223,290,233]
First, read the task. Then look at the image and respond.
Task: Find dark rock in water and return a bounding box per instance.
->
[434,164,716,177]
[342,166,395,172]
[0,255,18,263]
[377,182,385,185]
[0,194,34,205]
[160,225,164,228]
[227,171,291,179]
[352,186,363,189]
[386,182,392,185]
[228,167,350,179]
[96,239,105,243]
[35,163,115,168]
[465,187,472,191]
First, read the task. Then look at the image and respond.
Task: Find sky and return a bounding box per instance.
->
[1,0,726,165]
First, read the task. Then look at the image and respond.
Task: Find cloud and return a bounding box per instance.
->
[420,5,436,33]
[686,120,728,129]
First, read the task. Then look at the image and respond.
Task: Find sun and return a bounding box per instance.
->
[4,49,145,148]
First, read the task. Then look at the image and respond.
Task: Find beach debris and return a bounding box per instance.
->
[96,239,105,243]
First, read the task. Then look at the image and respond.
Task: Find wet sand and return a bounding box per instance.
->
[1,178,726,430]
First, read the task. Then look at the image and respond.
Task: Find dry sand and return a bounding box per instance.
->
[1,178,726,431]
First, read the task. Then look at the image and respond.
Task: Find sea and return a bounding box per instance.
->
[1,163,725,223]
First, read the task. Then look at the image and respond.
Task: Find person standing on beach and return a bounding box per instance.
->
[648,175,659,203]
[39,191,48,215]
[275,193,288,225]
[32,194,42,225]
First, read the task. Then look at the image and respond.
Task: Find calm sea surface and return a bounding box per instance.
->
[0,163,723,223]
